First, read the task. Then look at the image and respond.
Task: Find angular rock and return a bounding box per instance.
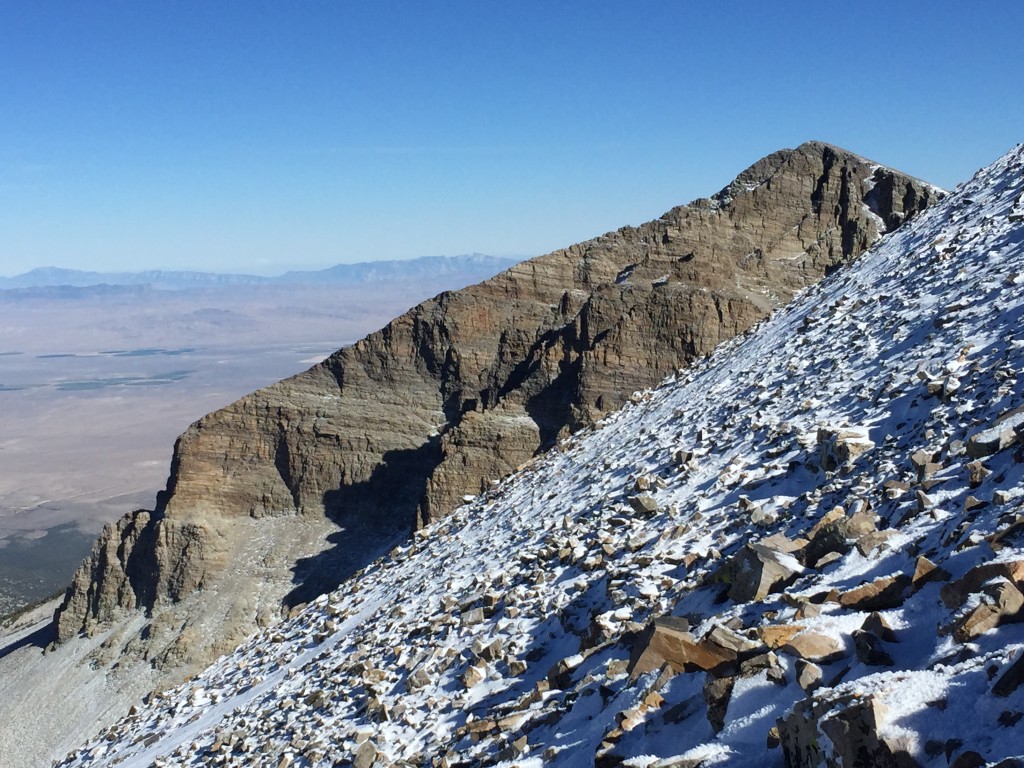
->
[838,575,911,612]
[967,407,1024,458]
[461,663,487,688]
[941,560,1024,609]
[861,612,897,643]
[855,529,899,558]
[994,652,1024,697]
[796,659,824,692]
[853,630,895,666]
[816,426,875,472]
[728,541,804,602]
[705,624,765,657]
[779,693,920,768]
[781,631,846,664]
[628,617,735,678]
[911,556,951,590]
[627,494,660,516]
[947,579,1024,642]
[703,675,736,733]
[911,449,943,481]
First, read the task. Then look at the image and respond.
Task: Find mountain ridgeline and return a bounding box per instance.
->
[54,142,941,675]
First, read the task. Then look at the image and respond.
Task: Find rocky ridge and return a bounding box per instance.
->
[54,142,939,683]
[57,144,1024,767]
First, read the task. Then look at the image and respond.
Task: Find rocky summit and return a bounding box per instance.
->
[54,143,1024,767]
[54,142,938,676]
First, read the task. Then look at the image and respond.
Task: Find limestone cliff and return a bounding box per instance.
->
[54,142,941,672]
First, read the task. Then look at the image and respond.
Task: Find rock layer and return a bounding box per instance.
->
[54,142,940,671]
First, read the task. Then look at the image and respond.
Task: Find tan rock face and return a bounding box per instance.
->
[53,142,941,670]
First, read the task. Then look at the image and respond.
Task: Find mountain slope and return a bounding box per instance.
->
[53,143,939,680]
[55,144,1024,767]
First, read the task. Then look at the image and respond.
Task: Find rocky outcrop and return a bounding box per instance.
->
[54,142,941,671]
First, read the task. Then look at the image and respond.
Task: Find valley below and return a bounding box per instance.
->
[0,259,514,617]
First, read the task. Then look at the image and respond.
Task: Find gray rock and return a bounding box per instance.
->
[796,659,823,692]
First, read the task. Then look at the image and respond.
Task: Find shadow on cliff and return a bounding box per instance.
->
[282,438,443,609]
[0,621,54,660]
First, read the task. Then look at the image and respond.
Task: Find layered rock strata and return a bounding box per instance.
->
[54,142,940,672]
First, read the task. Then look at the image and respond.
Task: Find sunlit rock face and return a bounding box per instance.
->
[54,142,939,677]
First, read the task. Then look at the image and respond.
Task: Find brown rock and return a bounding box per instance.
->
[861,612,897,643]
[846,504,878,538]
[727,541,804,602]
[704,624,765,656]
[839,575,911,611]
[946,580,1024,642]
[966,460,991,488]
[941,560,1024,609]
[628,617,735,677]
[967,407,1024,458]
[779,694,920,768]
[461,663,487,688]
[911,449,942,481]
[757,624,806,649]
[796,659,823,692]
[781,631,846,663]
[627,494,660,516]
[816,426,875,472]
[855,529,899,558]
[911,556,951,589]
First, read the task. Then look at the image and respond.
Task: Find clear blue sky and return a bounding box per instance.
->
[0,1,1021,276]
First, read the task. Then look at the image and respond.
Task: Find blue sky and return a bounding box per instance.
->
[0,1,1021,276]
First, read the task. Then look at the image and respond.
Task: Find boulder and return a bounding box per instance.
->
[703,675,736,733]
[966,406,1024,458]
[946,578,1023,642]
[853,629,895,666]
[781,631,846,664]
[728,542,804,602]
[627,494,660,516]
[993,652,1024,697]
[911,556,951,590]
[839,575,911,612]
[910,449,942,481]
[816,426,875,472]
[796,660,824,692]
[628,617,735,678]
[778,693,921,768]
[940,560,1024,609]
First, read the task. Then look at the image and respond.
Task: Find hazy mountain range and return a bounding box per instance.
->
[0,253,519,293]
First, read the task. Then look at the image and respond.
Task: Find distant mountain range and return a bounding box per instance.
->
[0,254,520,292]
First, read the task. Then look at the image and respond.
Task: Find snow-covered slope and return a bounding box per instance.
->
[59,145,1024,768]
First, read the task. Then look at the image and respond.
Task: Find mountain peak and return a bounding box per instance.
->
[55,142,1024,768]
[0,142,943,763]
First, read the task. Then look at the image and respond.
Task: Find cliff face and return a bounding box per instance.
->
[54,142,941,670]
